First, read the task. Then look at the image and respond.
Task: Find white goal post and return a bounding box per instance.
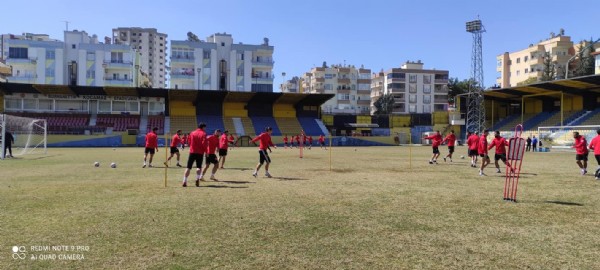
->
[1,114,47,159]
[537,125,600,149]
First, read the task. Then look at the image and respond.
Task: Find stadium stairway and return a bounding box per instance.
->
[491,114,519,131]
[275,117,303,136]
[496,113,536,131]
[564,110,590,126]
[240,117,256,136]
[139,115,148,133]
[223,117,237,134]
[533,111,577,129]
[251,116,281,136]
[522,111,553,131]
[570,108,600,126]
[231,118,245,135]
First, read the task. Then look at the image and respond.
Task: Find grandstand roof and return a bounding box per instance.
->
[484,74,600,101]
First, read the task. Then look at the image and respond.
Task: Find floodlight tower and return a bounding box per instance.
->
[466,19,486,133]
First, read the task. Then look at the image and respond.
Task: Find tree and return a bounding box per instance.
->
[572,39,595,77]
[516,77,538,86]
[322,61,328,68]
[540,51,556,82]
[447,77,477,104]
[373,94,395,116]
[187,32,200,42]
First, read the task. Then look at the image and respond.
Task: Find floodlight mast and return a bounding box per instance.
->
[465,19,486,133]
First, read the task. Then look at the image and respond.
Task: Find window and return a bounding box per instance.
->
[409,95,417,103]
[338,93,350,100]
[324,84,332,90]
[409,84,417,93]
[5,98,21,110]
[423,105,431,113]
[497,60,502,67]
[8,47,28,59]
[516,70,520,76]
[409,105,417,113]
[203,51,210,59]
[358,73,370,79]
[237,68,244,76]
[23,99,37,110]
[86,52,95,61]
[45,50,55,59]
[516,58,521,64]
[72,44,76,49]
[423,85,431,94]
[524,69,528,74]
[132,33,137,36]
[86,70,95,79]
[221,42,225,46]
[524,56,528,62]
[409,74,417,83]
[423,75,431,84]
[423,95,431,104]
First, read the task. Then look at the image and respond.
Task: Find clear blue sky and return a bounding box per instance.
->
[1,0,597,89]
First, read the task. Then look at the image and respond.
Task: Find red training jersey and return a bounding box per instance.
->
[574,136,588,155]
[467,134,479,150]
[189,128,207,154]
[308,136,313,143]
[478,135,488,154]
[170,134,183,147]
[424,133,443,147]
[252,132,275,150]
[319,135,325,143]
[283,136,288,143]
[589,135,600,155]
[145,132,158,149]
[443,134,456,147]
[206,135,219,154]
[219,133,233,150]
[488,136,508,154]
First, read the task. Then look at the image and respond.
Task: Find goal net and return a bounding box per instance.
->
[537,125,600,150]
[1,114,47,159]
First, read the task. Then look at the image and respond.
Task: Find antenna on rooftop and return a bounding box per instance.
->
[61,20,70,31]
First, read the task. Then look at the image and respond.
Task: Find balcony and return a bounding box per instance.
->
[170,71,195,80]
[6,57,37,65]
[434,85,448,93]
[251,60,274,67]
[357,100,371,105]
[103,60,133,69]
[357,90,371,95]
[338,78,351,84]
[251,75,274,83]
[337,99,351,104]
[104,78,133,86]
[170,56,195,63]
[434,79,448,84]
[434,96,448,103]
[9,75,36,83]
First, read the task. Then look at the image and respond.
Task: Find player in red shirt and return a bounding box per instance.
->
[283,135,289,149]
[218,130,234,169]
[251,126,276,178]
[295,135,300,148]
[588,129,600,179]
[466,131,480,167]
[573,131,589,175]
[319,135,326,149]
[202,129,222,181]
[308,136,313,149]
[182,123,207,187]
[181,134,187,149]
[143,127,159,168]
[228,133,235,149]
[164,129,183,167]
[442,130,457,162]
[488,131,509,173]
[424,130,443,164]
[478,130,491,176]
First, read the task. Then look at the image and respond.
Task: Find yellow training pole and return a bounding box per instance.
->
[409,132,412,169]
[329,132,332,171]
[164,133,168,188]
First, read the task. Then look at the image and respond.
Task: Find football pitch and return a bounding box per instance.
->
[2,146,600,269]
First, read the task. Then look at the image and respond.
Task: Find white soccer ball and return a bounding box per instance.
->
[110,162,117,168]
[94,162,100,167]
[460,155,465,159]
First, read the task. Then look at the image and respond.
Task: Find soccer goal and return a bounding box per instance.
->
[1,114,47,159]
[537,125,600,150]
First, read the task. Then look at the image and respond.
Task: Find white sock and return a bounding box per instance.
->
[253,170,257,174]
[198,174,203,179]
[183,177,187,183]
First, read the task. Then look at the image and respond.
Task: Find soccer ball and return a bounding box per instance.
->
[110,162,117,168]
[460,155,465,159]
[94,162,100,167]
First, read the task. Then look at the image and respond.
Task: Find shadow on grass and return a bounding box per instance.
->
[9,154,62,160]
[200,185,249,189]
[545,200,584,206]
[314,168,356,173]
[220,167,253,171]
[272,176,309,181]
[219,180,256,184]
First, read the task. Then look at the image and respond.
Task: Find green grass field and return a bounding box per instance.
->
[2,146,600,269]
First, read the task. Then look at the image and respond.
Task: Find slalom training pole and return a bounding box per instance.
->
[164,132,169,188]
[329,132,332,171]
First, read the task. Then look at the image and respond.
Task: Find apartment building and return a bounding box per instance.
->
[281,76,300,93]
[374,61,449,114]
[496,33,577,87]
[170,33,274,92]
[301,64,371,114]
[1,31,139,87]
[112,27,168,88]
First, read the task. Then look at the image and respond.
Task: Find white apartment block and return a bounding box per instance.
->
[112,27,167,88]
[1,31,138,87]
[281,76,300,93]
[301,65,371,114]
[170,33,274,92]
[373,61,449,114]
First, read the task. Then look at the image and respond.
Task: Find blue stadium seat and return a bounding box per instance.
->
[251,116,282,136]
[298,117,324,136]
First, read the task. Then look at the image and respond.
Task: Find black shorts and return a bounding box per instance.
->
[432,147,440,154]
[170,147,179,154]
[218,148,228,156]
[469,149,478,157]
[206,154,218,164]
[186,153,204,169]
[576,153,589,161]
[145,147,155,155]
[495,153,507,162]
[479,153,489,159]
[259,150,271,164]
[448,146,455,153]
[595,155,600,165]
